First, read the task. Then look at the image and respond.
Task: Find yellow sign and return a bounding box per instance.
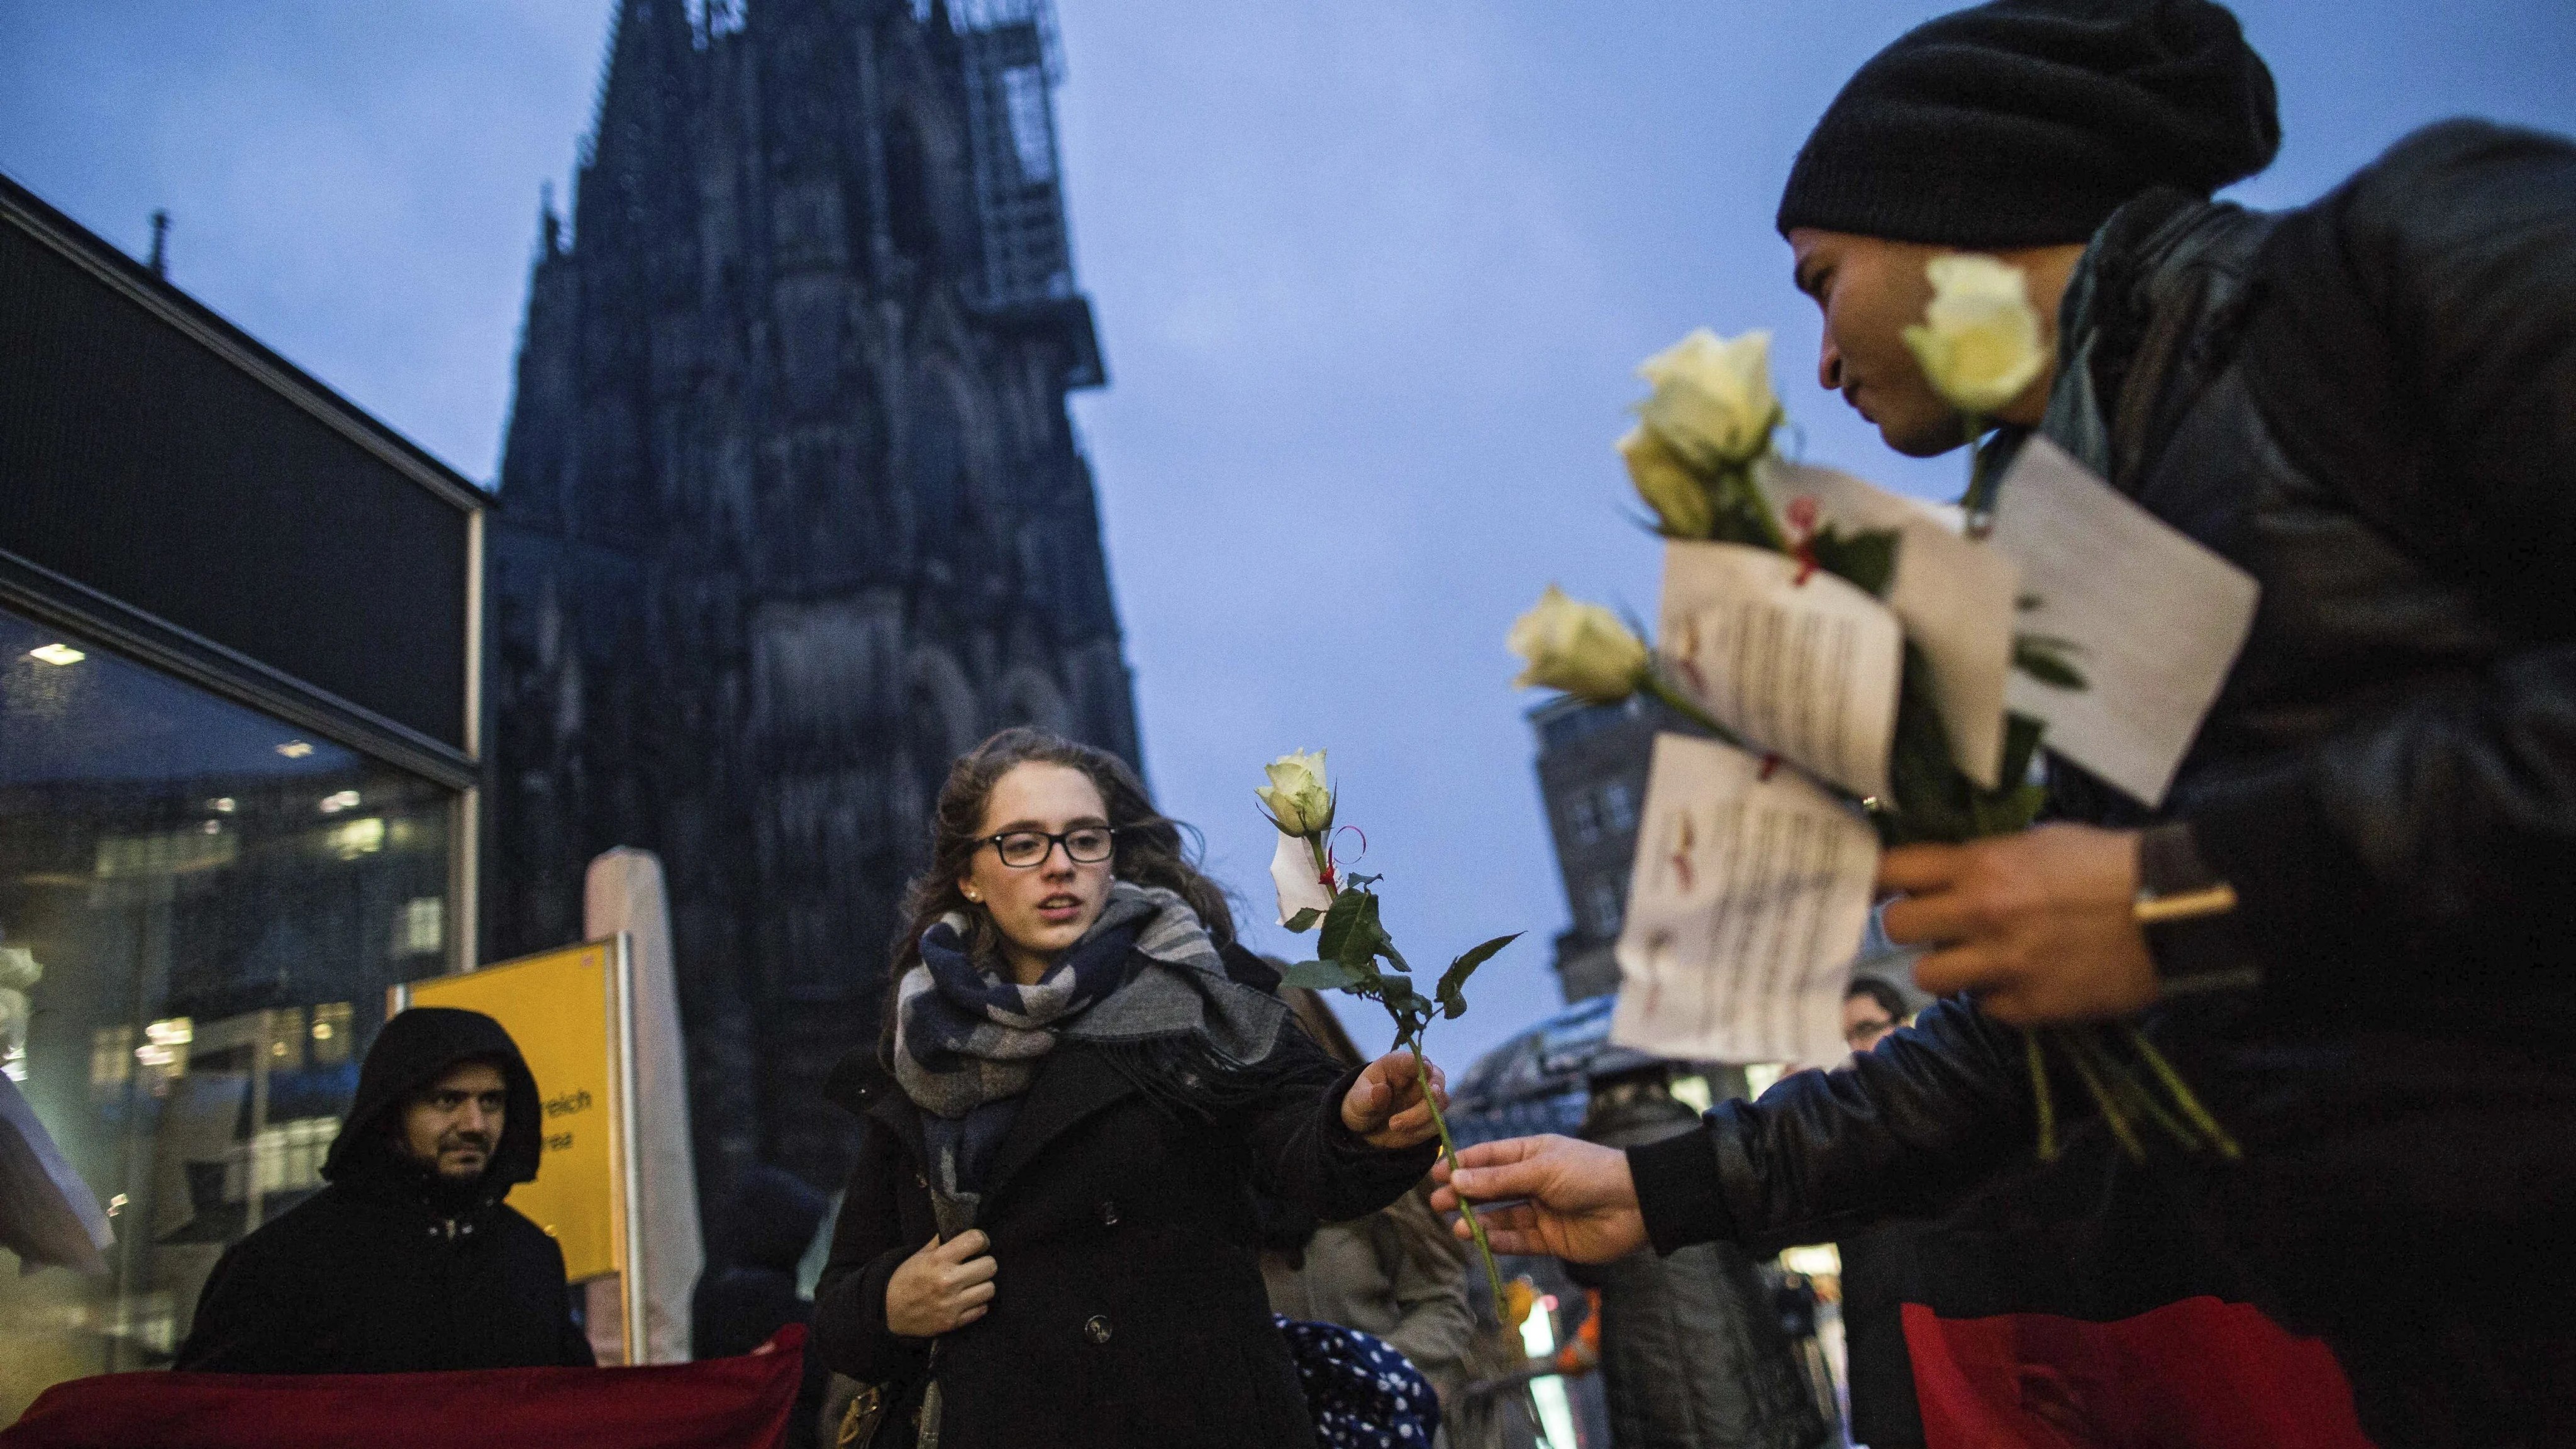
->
[392,940,635,1283]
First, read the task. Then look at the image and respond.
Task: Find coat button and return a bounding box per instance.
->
[1097,1199,1119,1227]
[1082,1314,1113,1345]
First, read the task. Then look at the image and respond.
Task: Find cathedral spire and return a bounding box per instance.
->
[577,0,696,256]
[537,182,562,261]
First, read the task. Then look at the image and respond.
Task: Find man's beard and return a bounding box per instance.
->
[433,1134,493,1180]
[402,1133,497,1205]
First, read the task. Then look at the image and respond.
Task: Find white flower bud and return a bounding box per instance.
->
[1507,586,1650,704]
[1619,425,1714,539]
[1255,748,1334,839]
[1635,328,1780,472]
[1902,254,2050,417]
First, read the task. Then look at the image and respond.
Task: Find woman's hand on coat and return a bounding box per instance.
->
[1340,1052,1448,1150]
[886,1230,997,1338]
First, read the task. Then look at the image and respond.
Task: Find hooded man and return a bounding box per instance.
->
[1438,3,2576,1445]
[175,1007,595,1374]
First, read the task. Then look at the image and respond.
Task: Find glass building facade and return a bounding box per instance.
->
[0,173,484,1416]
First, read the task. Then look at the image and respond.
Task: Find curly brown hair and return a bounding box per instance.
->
[881,728,1237,1044]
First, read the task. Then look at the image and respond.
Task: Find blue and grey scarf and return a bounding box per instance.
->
[892,881,1289,1233]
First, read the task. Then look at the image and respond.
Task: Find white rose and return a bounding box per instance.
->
[1507,586,1650,704]
[1255,748,1334,839]
[1635,328,1780,472]
[1902,254,2050,416]
[1619,425,1714,540]
[1270,828,1336,928]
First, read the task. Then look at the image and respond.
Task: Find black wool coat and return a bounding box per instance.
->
[811,948,1435,1449]
[171,1179,594,1374]
[175,1006,594,1374]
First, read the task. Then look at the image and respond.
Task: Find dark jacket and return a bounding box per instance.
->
[696,1165,831,1449]
[811,945,1436,1449]
[175,1007,594,1374]
[1633,119,2576,1446]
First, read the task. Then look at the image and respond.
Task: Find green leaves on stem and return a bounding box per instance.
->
[1281,879,1519,1051]
[1280,877,1521,1323]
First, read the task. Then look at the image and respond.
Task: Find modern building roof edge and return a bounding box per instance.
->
[0,169,495,515]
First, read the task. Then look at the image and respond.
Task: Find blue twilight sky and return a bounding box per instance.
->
[4,1,2571,1067]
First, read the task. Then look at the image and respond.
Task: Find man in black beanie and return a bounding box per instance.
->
[1778,0,2279,458]
[1438,3,2576,1444]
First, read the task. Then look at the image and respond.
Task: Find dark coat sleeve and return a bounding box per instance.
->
[809,1117,935,1387]
[1235,1016,1440,1226]
[2192,119,2576,1007]
[1628,998,2032,1257]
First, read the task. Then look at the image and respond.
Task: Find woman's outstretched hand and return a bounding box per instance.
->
[886,1230,997,1337]
[1429,1135,1648,1263]
[1340,1051,1448,1149]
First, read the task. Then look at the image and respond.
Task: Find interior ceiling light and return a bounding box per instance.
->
[209,797,236,813]
[28,643,86,666]
[275,741,315,759]
[318,789,362,814]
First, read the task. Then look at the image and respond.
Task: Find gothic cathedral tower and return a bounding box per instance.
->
[485,0,1138,1191]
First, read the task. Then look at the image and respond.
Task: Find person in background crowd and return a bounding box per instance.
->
[1839,979,1906,1059]
[1440,0,2576,1440]
[1573,1061,1831,1449]
[175,1007,593,1373]
[693,1165,833,1449]
[811,728,1447,1449]
[1259,985,1475,1443]
[1828,977,1932,1449]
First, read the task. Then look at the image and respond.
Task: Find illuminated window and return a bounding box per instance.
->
[398,898,445,957]
[325,817,386,858]
[1599,779,1638,833]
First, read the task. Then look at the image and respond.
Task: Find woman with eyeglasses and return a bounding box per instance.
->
[811,727,1448,1449]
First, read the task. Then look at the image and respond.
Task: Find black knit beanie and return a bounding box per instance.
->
[1777,0,2280,247]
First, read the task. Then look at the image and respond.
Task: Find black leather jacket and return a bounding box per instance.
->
[2045,119,2576,1029]
[1630,118,2576,1388]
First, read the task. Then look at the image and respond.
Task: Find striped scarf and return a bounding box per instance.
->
[892,880,1289,1233]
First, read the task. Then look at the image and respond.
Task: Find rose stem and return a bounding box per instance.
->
[2058,1031,2144,1161]
[1641,675,1747,752]
[1411,1039,1510,1320]
[1729,459,1794,557]
[2069,1026,2196,1152]
[2023,1030,2059,1162]
[2124,1027,2242,1160]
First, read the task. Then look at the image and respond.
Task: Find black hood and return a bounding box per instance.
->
[321,1006,544,1189]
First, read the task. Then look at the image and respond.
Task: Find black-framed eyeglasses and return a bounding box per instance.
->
[1843,1016,1898,1048]
[980,826,1118,869]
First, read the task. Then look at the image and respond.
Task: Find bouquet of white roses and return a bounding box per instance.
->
[1510,265,2233,1162]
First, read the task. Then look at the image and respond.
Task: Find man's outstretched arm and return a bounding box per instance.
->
[1433,997,2032,1259]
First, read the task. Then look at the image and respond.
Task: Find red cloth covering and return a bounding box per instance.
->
[0,1326,805,1449]
[1903,1297,2376,1449]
